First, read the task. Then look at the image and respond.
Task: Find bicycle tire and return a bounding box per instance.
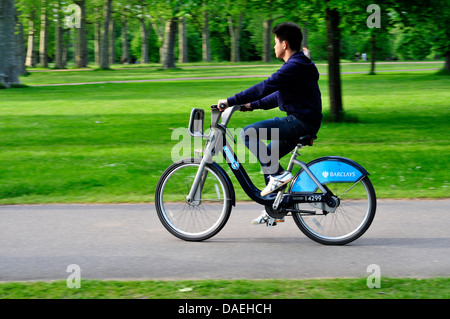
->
[155,159,232,241]
[292,175,376,245]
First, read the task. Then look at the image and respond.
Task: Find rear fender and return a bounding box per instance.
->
[291,156,369,193]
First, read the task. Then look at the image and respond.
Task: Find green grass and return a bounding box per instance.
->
[0,278,448,299]
[21,61,443,85]
[0,63,448,204]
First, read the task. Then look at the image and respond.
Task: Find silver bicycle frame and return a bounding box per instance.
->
[186,106,238,205]
[186,105,332,208]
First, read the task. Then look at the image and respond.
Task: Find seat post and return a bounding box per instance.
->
[286,144,302,173]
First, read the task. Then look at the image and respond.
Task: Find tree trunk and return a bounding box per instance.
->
[25,9,37,67]
[39,1,49,68]
[202,8,211,62]
[325,6,343,122]
[15,14,26,76]
[0,0,21,88]
[62,29,70,68]
[54,2,65,69]
[262,19,273,63]
[302,24,308,47]
[369,32,376,75]
[74,0,87,68]
[178,16,188,63]
[140,18,149,63]
[94,7,101,65]
[109,17,115,65]
[444,51,450,72]
[120,14,130,64]
[99,0,112,69]
[228,14,244,62]
[161,17,177,69]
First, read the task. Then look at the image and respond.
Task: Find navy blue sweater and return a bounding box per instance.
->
[227,51,322,129]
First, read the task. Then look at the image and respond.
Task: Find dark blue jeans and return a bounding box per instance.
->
[240,114,318,184]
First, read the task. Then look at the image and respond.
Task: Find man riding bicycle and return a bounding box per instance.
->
[218,22,322,225]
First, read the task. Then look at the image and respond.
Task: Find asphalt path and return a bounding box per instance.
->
[0,200,449,282]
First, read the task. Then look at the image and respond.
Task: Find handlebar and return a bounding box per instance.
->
[209,104,245,128]
[211,104,245,112]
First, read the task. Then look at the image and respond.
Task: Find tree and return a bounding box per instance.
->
[161,16,177,68]
[225,0,247,62]
[99,0,113,69]
[189,0,217,62]
[315,0,373,121]
[39,0,49,67]
[178,15,188,63]
[0,0,22,88]
[388,0,450,72]
[131,0,151,63]
[53,0,66,69]
[147,0,183,69]
[200,0,211,62]
[73,0,88,67]
[325,2,343,122]
[24,3,37,67]
[254,0,298,63]
[15,8,26,76]
[119,5,131,64]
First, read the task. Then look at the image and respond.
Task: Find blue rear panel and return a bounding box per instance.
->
[292,160,364,193]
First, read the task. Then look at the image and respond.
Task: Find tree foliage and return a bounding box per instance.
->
[1,0,447,88]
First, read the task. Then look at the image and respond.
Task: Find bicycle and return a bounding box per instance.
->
[155,104,377,245]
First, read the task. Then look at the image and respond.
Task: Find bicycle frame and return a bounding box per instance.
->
[186,105,368,211]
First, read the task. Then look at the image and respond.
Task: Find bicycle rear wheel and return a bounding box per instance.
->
[292,176,376,245]
[155,159,232,241]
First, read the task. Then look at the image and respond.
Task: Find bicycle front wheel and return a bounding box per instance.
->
[155,159,232,241]
[292,176,376,245]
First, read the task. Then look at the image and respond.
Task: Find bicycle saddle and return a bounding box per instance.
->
[297,134,317,146]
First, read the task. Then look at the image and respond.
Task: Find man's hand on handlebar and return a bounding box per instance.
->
[217,100,253,112]
[242,103,252,112]
[217,100,228,112]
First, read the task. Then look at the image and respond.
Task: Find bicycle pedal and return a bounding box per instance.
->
[266,219,284,227]
[266,220,277,227]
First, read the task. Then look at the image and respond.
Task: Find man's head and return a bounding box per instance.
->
[272,22,303,60]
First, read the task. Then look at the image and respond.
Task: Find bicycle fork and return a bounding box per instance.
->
[186,129,219,205]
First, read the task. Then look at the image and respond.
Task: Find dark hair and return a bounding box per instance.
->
[272,22,303,51]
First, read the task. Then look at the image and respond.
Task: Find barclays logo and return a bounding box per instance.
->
[322,171,356,178]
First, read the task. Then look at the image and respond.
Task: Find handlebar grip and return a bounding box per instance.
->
[219,103,227,110]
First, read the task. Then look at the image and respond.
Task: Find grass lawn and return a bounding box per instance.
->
[0,278,448,299]
[0,63,448,204]
[23,61,443,85]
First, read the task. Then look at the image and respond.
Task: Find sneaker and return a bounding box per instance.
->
[251,211,284,226]
[260,171,293,197]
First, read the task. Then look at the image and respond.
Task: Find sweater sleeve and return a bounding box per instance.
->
[227,63,293,107]
[250,91,279,110]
